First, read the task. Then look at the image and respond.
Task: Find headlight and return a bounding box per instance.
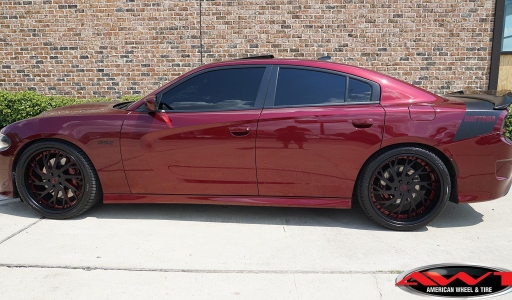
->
[0,134,11,151]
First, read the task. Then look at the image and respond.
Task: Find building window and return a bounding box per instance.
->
[503,0,512,51]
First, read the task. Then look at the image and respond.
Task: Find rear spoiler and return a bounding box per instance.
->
[446,91,512,110]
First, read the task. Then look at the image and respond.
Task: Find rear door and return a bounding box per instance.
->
[121,66,271,195]
[256,66,385,198]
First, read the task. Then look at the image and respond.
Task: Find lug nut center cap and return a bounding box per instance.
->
[399,184,407,192]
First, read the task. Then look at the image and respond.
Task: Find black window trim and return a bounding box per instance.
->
[149,65,273,113]
[263,65,381,109]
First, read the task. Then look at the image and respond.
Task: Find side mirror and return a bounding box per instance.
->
[144,95,156,112]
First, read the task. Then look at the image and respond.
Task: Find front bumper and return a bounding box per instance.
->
[0,153,14,197]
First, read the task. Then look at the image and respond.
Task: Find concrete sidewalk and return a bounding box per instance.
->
[0,194,511,299]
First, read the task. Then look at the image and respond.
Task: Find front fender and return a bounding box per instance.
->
[2,114,130,194]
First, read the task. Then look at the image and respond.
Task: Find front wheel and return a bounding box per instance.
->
[356,146,451,231]
[16,141,102,219]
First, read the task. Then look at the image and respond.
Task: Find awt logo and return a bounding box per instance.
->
[396,264,512,298]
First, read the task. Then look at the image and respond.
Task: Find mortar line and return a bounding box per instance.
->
[0,217,44,245]
[0,264,402,275]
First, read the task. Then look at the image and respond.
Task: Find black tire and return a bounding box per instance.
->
[15,140,102,219]
[356,146,450,231]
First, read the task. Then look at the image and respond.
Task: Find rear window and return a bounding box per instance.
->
[274,68,347,106]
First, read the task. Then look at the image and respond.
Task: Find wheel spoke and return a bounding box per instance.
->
[42,152,52,172]
[389,200,405,215]
[371,185,391,192]
[62,174,81,179]
[375,174,394,187]
[387,162,397,180]
[381,202,395,208]
[412,181,433,186]
[62,190,72,206]
[37,186,53,198]
[400,157,409,177]
[418,193,428,204]
[62,181,79,193]
[29,173,42,183]
[49,191,57,205]
[53,152,63,172]
[62,175,83,184]
[406,166,427,179]
[407,200,417,216]
[372,191,397,196]
[32,165,46,179]
[58,162,78,174]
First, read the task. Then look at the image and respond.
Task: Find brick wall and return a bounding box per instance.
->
[0,0,495,98]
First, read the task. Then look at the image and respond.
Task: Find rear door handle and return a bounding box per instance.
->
[352,119,373,128]
[229,126,251,137]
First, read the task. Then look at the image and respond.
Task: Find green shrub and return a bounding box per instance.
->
[0,91,115,127]
[504,107,512,141]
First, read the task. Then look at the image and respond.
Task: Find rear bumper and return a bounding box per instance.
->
[0,154,14,197]
[449,133,512,203]
[456,171,512,203]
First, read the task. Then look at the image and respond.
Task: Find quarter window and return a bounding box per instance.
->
[274,68,346,106]
[159,67,265,111]
[347,78,372,102]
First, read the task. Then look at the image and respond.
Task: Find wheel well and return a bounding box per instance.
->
[354,143,459,204]
[11,138,93,199]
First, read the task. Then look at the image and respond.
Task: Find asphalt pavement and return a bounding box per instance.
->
[0,194,511,300]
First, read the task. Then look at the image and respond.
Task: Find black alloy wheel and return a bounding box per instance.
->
[16,141,102,219]
[357,146,451,231]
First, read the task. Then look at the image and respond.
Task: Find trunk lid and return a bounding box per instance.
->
[444,91,512,110]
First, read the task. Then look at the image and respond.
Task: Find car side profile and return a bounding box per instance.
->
[1,55,511,230]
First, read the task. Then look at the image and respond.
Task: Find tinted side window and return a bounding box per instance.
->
[347,78,372,102]
[274,68,346,107]
[159,67,265,111]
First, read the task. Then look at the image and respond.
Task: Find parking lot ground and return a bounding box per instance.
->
[0,194,511,300]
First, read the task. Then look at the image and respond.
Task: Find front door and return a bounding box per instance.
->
[121,66,271,195]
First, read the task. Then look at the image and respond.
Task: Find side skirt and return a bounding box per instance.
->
[103,194,352,209]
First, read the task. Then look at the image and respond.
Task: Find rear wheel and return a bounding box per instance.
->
[16,141,101,219]
[357,146,450,231]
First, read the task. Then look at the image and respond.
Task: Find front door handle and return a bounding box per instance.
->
[229,126,251,137]
[352,119,373,128]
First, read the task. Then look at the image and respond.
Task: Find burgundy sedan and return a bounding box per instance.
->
[1,56,511,230]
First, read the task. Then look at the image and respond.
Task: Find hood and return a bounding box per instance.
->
[38,102,119,117]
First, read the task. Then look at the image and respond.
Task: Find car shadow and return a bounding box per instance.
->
[0,197,483,231]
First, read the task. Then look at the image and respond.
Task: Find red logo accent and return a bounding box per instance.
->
[399,185,407,192]
[396,271,493,286]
